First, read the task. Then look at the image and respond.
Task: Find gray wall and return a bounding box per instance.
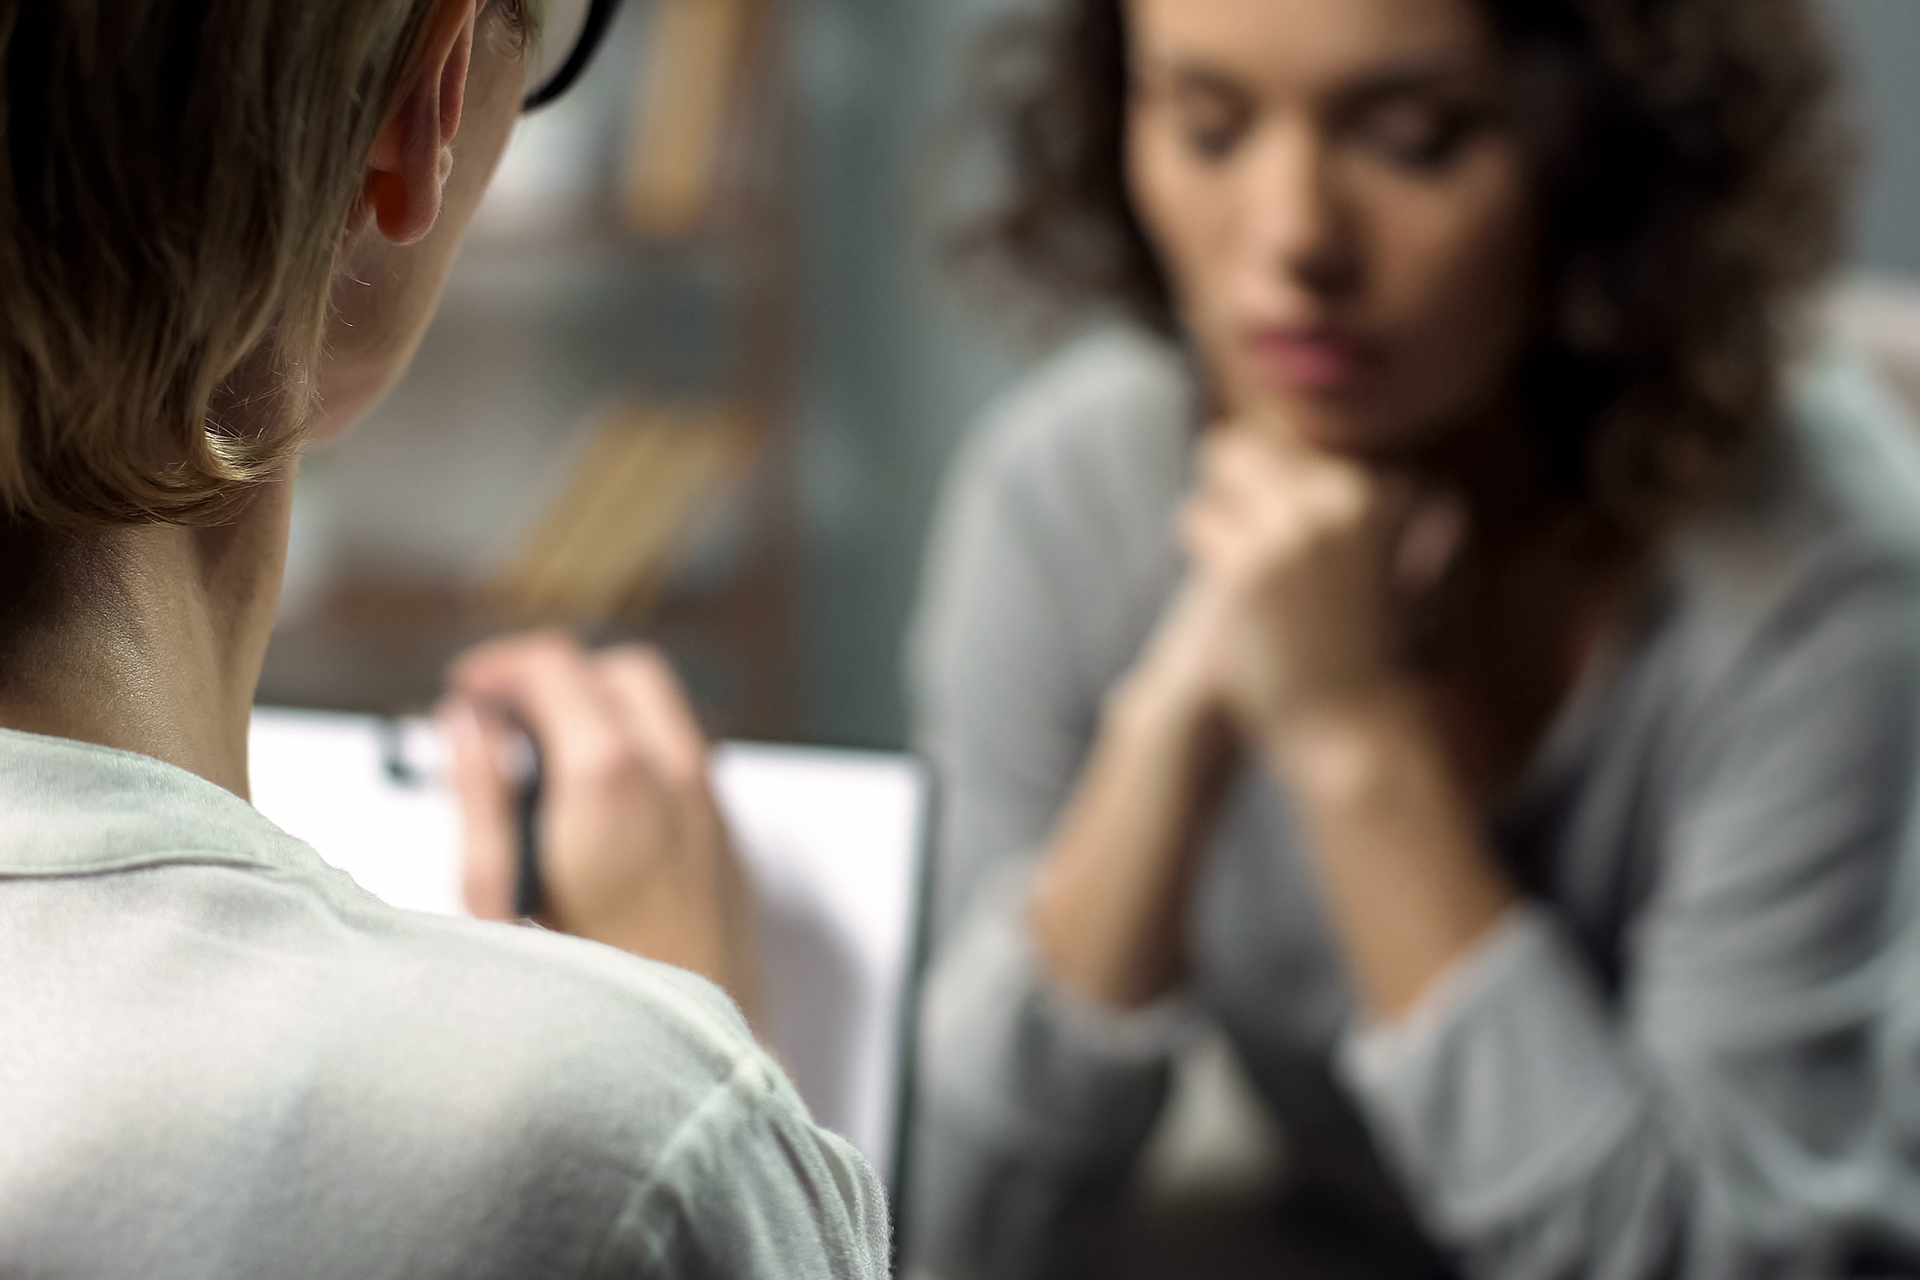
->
[793,0,1920,750]
[1827,0,1920,277]
[793,0,1028,748]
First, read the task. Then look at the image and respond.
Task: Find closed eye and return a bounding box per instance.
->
[1178,90,1253,159]
[1350,97,1489,171]
[1135,59,1257,163]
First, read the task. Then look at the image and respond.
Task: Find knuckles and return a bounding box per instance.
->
[1314,469,1374,526]
[600,643,668,683]
[450,627,579,689]
[568,732,649,795]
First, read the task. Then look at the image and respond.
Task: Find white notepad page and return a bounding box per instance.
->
[247,708,930,1181]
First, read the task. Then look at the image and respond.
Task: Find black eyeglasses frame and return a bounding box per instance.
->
[522,0,626,112]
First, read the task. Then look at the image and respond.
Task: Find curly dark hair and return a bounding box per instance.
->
[962,0,1851,544]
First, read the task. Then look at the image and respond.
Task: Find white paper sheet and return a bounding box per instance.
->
[247,708,929,1179]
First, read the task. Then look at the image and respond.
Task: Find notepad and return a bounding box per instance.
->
[247,707,930,1181]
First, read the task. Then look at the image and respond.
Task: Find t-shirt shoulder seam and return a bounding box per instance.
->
[0,846,305,880]
[585,1053,788,1275]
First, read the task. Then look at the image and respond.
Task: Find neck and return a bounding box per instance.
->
[1413,407,1589,557]
[0,479,293,798]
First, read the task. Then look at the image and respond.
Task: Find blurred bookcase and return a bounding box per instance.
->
[262,0,806,739]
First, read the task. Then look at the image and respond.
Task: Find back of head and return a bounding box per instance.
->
[0,0,436,529]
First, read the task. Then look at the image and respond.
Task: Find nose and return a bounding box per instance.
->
[1242,119,1359,298]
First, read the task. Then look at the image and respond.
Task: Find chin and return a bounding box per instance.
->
[1269,400,1417,462]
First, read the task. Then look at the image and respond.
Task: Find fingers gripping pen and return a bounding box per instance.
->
[388,712,546,921]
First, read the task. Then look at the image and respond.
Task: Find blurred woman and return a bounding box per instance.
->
[0,2,884,1274]
[908,0,1920,1275]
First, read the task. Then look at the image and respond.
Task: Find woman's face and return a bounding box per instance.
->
[1125,0,1534,459]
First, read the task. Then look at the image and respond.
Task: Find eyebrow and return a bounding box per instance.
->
[1137,51,1489,108]
[1334,55,1490,108]
[1135,56,1248,101]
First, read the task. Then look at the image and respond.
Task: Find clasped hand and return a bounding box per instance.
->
[1143,425,1464,762]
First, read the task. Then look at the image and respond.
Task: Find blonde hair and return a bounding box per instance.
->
[0,0,459,528]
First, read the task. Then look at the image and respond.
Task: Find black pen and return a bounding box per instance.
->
[501,716,546,921]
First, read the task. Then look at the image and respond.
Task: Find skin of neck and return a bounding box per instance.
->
[0,0,516,803]
[0,435,295,801]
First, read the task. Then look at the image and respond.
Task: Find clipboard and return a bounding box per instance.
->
[247,707,933,1191]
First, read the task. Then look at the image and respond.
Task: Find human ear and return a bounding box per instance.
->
[364,0,479,246]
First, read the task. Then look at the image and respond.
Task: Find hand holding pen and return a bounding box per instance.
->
[438,632,762,1028]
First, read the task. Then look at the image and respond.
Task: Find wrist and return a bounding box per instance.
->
[1107,664,1219,746]
[1257,683,1434,804]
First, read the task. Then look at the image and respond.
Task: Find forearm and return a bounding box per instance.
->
[1267,687,1515,1020]
[592,838,763,1030]
[1028,675,1236,1009]
[1338,908,1788,1280]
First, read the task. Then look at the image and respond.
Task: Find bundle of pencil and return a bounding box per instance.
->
[489,405,754,623]
[622,0,753,238]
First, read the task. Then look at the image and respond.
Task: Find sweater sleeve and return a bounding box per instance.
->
[903,377,1197,1279]
[1336,564,1920,1280]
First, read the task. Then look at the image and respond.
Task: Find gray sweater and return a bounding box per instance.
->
[0,729,890,1278]
[907,328,1920,1279]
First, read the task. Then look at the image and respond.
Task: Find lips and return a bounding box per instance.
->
[1244,326,1379,393]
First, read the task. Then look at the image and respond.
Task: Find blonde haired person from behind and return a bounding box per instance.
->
[0,2,886,1276]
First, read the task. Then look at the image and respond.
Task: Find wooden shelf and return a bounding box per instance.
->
[259,552,800,740]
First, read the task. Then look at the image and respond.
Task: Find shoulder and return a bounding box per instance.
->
[337,903,774,1123]
[945,325,1200,535]
[1660,350,1920,721]
[1787,343,1920,556]
[914,327,1196,689]
[299,900,887,1268]
[332,900,861,1167]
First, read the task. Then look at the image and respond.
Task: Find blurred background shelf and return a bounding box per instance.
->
[263,0,806,739]
[259,550,799,737]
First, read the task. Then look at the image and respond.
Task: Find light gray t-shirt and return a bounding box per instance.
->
[0,729,890,1278]
[907,327,1920,1279]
